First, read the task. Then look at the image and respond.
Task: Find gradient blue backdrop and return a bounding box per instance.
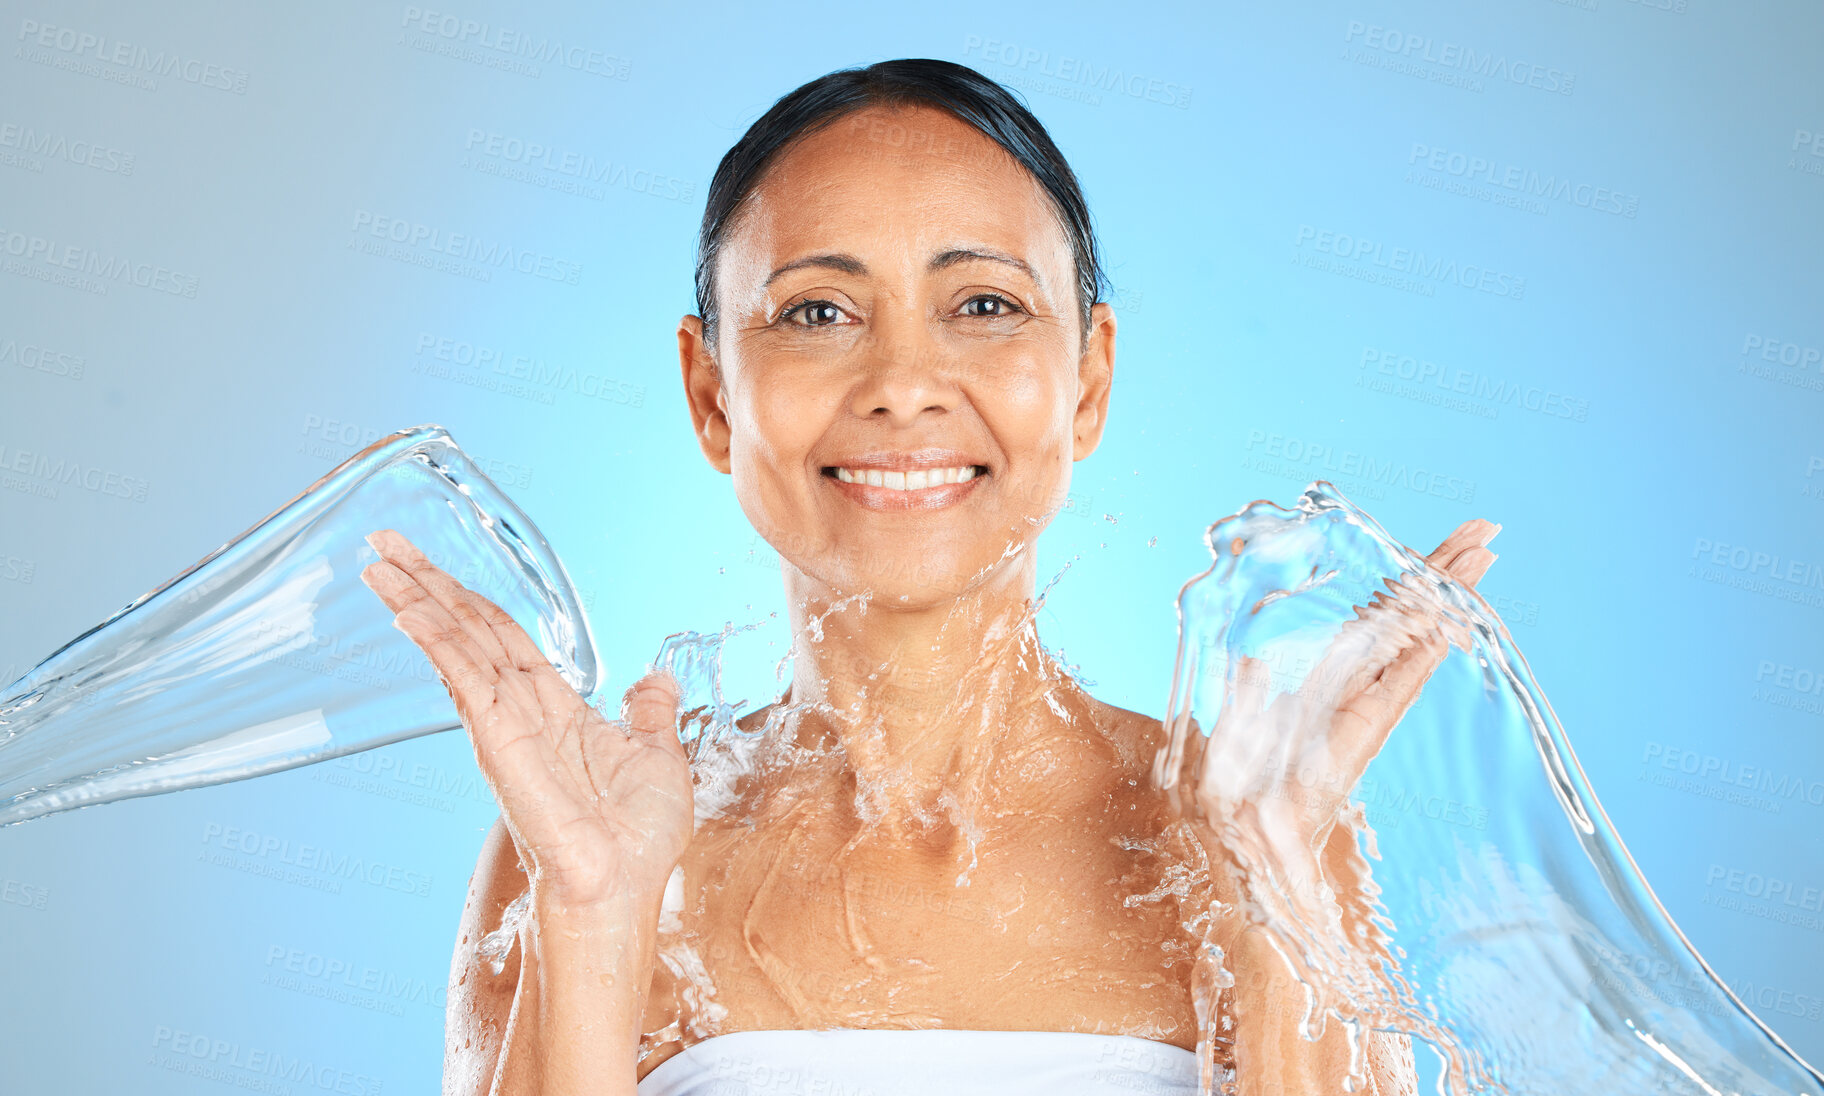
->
[3,1,1822,1091]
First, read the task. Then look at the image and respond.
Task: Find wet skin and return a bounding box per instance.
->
[359,102,1500,1093]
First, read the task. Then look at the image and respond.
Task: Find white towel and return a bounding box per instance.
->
[637,1027,1209,1095]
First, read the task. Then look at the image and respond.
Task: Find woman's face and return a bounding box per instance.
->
[679,103,1115,609]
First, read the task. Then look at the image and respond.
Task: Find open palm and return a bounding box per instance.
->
[359,529,693,909]
[1178,517,1501,905]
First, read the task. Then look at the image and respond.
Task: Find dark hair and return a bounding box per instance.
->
[694,58,1107,354]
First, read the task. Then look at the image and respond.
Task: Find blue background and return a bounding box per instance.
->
[3,0,1821,1090]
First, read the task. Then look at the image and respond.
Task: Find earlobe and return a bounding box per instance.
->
[1073,302,1117,461]
[678,315,733,475]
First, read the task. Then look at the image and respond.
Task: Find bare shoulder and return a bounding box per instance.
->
[443,816,529,1096]
[1078,691,1211,790]
[1081,692,1171,749]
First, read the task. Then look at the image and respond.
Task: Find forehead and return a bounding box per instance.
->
[722,104,1073,282]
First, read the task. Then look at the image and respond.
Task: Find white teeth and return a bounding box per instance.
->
[833,465,980,490]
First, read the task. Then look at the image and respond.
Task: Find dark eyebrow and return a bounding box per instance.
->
[762,253,867,290]
[762,248,1044,291]
[930,247,1044,290]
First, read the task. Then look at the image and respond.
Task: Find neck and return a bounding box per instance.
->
[775,550,1082,839]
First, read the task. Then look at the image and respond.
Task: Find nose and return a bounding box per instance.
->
[848,328,960,427]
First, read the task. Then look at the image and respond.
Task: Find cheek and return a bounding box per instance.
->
[990,371,1076,463]
[728,367,812,464]
[727,382,827,512]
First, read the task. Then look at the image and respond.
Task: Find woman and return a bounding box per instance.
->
[359,59,1500,1096]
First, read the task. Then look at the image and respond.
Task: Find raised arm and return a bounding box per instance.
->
[360,529,693,1096]
[1212,820,1417,1096]
[1175,518,1499,1093]
[445,818,525,1096]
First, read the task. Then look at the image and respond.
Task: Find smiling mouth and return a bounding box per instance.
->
[821,465,989,491]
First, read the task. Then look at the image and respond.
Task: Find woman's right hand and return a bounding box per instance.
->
[358,528,693,911]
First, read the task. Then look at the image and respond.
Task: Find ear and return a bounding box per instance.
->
[1072,301,1116,461]
[678,315,732,475]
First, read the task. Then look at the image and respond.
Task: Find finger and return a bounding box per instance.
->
[391,601,504,723]
[365,529,514,675]
[1333,530,1482,675]
[1447,545,1498,589]
[1424,519,1499,569]
[361,559,502,690]
[1306,599,1429,709]
[623,670,682,739]
[367,559,593,856]
[364,559,594,791]
[386,608,586,850]
[430,581,601,768]
[1200,656,1273,809]
[450,580,560,676]
[1331,627,1448,776]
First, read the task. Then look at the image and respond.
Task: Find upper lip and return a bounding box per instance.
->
[821,448,990,474]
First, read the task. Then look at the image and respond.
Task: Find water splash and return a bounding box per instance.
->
[478,888,531,976]
[0,424,600,827]
[1152,482,1822,1096]
[633,481,1819,1096]
[4,422,1811,1096]
[631,553,1131,1070]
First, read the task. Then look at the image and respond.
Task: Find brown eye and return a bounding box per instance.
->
[783,299,845,326]
[961,294,1020,317]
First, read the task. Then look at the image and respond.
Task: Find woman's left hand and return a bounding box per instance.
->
[1178,517,1502,896]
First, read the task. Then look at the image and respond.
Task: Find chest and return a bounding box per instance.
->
[643,805,1203,1046]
